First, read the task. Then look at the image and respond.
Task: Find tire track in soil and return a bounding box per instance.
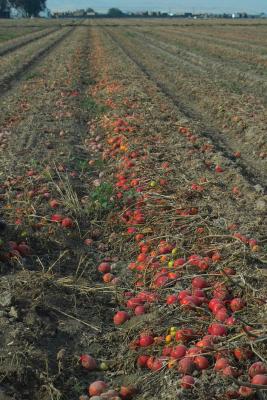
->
[0,26,84,177]
[0,26,88,171]
[11,28,87,164]
[104,28,267,193]
[0,27,75,98]
[0,27,60,57]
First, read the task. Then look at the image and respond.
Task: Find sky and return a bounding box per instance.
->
[46,0,267,13]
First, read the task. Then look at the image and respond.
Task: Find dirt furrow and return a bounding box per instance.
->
[159,26,267,55]
[0,26,59,57]
[135,26,267,76]
[105,28,267,192]
[0,27,74,96]
[130,28,267,101]
[176,24,267,45]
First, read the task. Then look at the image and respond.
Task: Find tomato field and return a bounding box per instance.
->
[0,18,266,400]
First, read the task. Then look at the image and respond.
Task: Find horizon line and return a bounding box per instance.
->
[49,7,267,14]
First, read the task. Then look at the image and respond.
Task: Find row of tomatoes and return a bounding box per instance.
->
[91,109,266,398]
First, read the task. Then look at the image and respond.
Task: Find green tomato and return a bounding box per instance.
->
[99,362,109,371]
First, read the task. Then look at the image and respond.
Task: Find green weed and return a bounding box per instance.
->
[70,157,89,173]
[24,71,41,81]
[80,76,96,85]
[81,96,107,114]
[0,33,18,41]
[89,182,114,212]
[125,31,137,38]
[219,79,243,95]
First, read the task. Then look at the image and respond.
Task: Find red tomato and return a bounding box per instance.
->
[251,374,267,385]
[175,328,194,343]
[178,290,191,301]
[98,262,111,273]
[230,298,245,312]
[134,306,146,316]
[215,308,229,322]
[51,214,63,222]
[139,335,154,347]
[120,385,136,399]
[113,311,130,325]
[222,366,239,378]
[214,358,230,371]
[88,381,107,396]
[178,357,195,375]
[61,217,74,228]
[80,354,97,370]
[171,345,187,359]
[192,277,208,289]
[194,356,209,370]
[180,375,195,389]
[249,362,267,378]
[233,347,253,361]
[137,355,149,367]
[174,258,186,267]
[166,294,178,305]
[208,323,227,336]
[151,358,163,371]
[238,386,254,397]
[208,298,225,313]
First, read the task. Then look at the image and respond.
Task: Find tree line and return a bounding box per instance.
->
[0,0,46,17]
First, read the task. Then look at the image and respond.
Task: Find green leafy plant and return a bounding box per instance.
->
[90,182,114,212]
[0,32,18,41]
[81,96,107,114]
[70,157,89,173]
[24,71,41,81]
[125,31,137,38]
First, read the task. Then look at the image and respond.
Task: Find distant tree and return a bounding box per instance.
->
[107,8,124,17]
[9,0,46,16]
[0,0,9,12]
[0,0,10,17]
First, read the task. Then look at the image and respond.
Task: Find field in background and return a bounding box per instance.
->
[0,18,266,400]
[0,26,44,42]
[0,18,78,42]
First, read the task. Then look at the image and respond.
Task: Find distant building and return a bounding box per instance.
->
[72,10,85,17]
[232,12,248,19]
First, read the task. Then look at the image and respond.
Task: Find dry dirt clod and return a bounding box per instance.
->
[0,279,12,308]
[0,389,14,400]
[8,306,18,319]
[56,348,66,361]
[254,184,265,194]
[256,198,266,212]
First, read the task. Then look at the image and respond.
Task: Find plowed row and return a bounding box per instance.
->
[0,26,74,93]
[0,26,59,56]
[102,26,267,187]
